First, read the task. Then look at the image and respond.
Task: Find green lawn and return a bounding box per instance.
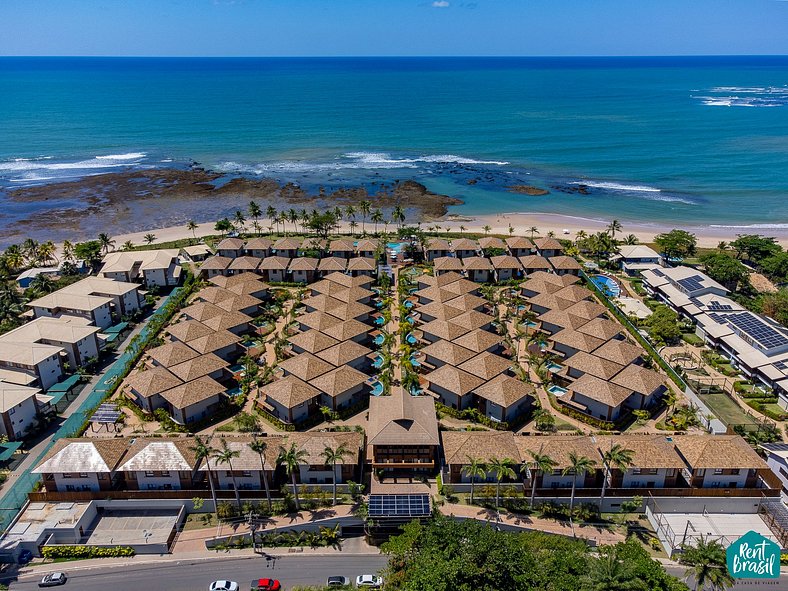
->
[701,392,758,427]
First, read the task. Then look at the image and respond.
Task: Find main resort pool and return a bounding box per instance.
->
[547,384,568,397]
[226,386,243,397]
[590,274,621,298]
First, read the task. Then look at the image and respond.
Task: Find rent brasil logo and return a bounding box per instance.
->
[726,530,780,579]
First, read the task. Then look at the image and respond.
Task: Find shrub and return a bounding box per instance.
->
[41,545,135,559]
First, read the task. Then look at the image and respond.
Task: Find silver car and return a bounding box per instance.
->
[39,572,67,587]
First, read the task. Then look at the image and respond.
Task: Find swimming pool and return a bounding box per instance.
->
[547,384,568,397]
[404,300,414,309]
[387,242,406,253]
[405,333,418,345]
[546,362,563,373]
[409,353,421,367]
[370,380,384,396]
[590,274,621,297]
[372,354,384,369]
[374,316,386,326]
[373,334,386,346]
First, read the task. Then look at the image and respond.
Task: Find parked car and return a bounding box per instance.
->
[209,581,239,591]
[355,574,383,588]
[39,572,68,587]
[327,575,350,587]
[250,578,281,591]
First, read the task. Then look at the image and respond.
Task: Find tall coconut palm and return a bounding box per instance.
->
[213,439,242,509]
[487,457,516,510]
[122,241,134,251]
[574,230,587,247]
[371,209,383,235]
[287,208,299,234]
[600,443,635,502]
[459,225,466,235]
[623,234,639,245]
[392,205,405,229]
[248,201,262,230]
[679,536,734,591]
[234,210,246,233]
[278,442,309,511]
[266,206,277,232]
[187,220,198,243]
[321,443,353,505]
[190,436,218,515]
[143,233,156,245]
[359,200,371,234]
[462,456,487,505]
[525,449,557,509]
[483,225,491,235]
[607,219,623,240]
[37,241,57,265]
[62,240,75,263]
[562,452,596,516]
[528,226,539,239]
[249,436,272,511]
[98,233,115,255]
[583,549,648,591]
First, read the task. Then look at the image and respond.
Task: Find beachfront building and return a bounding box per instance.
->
[462,257,493,283]
[245,238,273,259]
[532,237,564,258]
[328,239,355,260]
[424,238,450,261]
[0,382,43,441]
[318,257,347,277]
[612,244,662,276]
[99,249,182,288]
[227,256,261,275]
[216,238,245,259]
[199,255,232,279]
[272,237,301,259]
[450,239,479,259]
[181,244,213,262]
[33,438,127,493]
[478,236,506,253]
[506,236,534,258]
[355,239,380,259]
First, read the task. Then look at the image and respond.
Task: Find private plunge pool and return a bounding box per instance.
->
[405,333,418,345]
[373,333,386,346]
[546,362,563,373]
[547,384,568,397]
[370,379,384,396]
[374,316,386,326]
[590,274,621,298]
[372,353,385,369]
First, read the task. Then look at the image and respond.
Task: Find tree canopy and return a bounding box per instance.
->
[700,253,750,291]
[730,234,781,264]
[654,230,697,261]
[646,305,682,345]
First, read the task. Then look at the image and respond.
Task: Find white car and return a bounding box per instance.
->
[38,572,67,587]
[356,574,383,588]
[209,582,239,591]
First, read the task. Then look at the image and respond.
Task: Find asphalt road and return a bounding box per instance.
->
[7,554,389,591]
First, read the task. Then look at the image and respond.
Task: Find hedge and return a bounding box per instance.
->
[42,545,135,559]
[436,402,510,431]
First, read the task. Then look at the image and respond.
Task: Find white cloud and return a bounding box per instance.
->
[432,1,450,7]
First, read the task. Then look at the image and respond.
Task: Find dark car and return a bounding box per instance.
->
[250,578,281,591]
[327,576,350,587]
[39,572,68,587]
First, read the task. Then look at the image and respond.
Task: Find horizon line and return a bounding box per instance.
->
[2,54,788,59]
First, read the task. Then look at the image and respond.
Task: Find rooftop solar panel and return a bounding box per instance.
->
[368,494,431,518]
[90,403,121,424]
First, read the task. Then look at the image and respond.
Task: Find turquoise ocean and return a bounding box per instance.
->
[1,56,787,233]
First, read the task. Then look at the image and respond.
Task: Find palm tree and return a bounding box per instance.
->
[600,443,635,502]
[574,230,587,246]
[122,240,134,251]
[186,220,198,243]
[22,239,39,265]
[98,233,115,255]
[37,241,57,265]
[266,206,277,232]
[371,209,383,235]
[61,240,75,263]
[215,218,233,237]
[525,449,557,509]
[349,220,358,236]
[321,443,353,505]
[248,201,262,230]
[622,234,639,245]
[392,205,405,229]
[462,457,487,505]
[483,225,491,235]
[213,439,242,509]
[487,457,516,510]
[234,210,246,233]
[528,226,539,239]
[249,436,273,511]
[679,536,734,591]
[143,233,156,245]
[717,240,729,252]
[358,200,371,234]
[583,549,648,591]
[190,436,218,515]
[287,208,299,234]
[459,225,466,235]
[607,219,623,240]
[278,442,309,511]
[562,452,596,516]
[508,224,515,236]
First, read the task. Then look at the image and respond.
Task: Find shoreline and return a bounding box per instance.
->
[110,211,788,251]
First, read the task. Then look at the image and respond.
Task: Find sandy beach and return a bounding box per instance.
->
[110,211,788,250]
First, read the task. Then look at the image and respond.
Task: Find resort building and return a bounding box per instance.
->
[612,244,662,276]
[433,256,464,276]
[271,237,301,259]
[346,257,377,278]
[258,256,290,282]
[288,257,319,283]
[227,256,261,275]
[462,256,494,283]
[355,239,380,259]
[759,443,788,493]
[0,317,101,370]
[318,257,348,276]
[199,255,232,278]
[424,238,450,261]
[532,237,564,258]
[33,438,128,492]
[595,435,684,489]
[57,277,144,318]
[505,236,534,258]
[673,435,771,489]
[260,375,321,424]
[328,239,356,259]
[548,256,582,276]
[245,237,273,259]
[478,236,506,252]
[472,375,535,423]
[450,238,479,259]
[518,255,552,276]
[27,291,114,330]
[182,244,213,262]
[118,438,199,491]
[99,249,182,288]
[0,340,65,391]
[216,238,245,259]
[0,382,43,440]
[489,255,522,281]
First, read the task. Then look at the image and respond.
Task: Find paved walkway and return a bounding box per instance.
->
[439,502,625,546]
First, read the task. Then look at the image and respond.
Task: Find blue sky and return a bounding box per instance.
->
[2,0,787,56]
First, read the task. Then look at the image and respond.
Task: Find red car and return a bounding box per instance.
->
[250,579,281,591]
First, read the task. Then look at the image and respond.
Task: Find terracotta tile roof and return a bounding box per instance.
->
[200,255,232,271]
[310,365,368,397]
[672,435,768,470]
[277,352,334,381]
[451,238,479,251]
[181,301,226,322]
[288,257,319,271]
[34,438,130,474]
[321,319,370,342]
[417,302,463,322]
[538,310,588,330]
[452,329,503,353]
[421,319,468,341]
[217,237,245,250]
[245,237,273,250]
[611,364,666,396]
[199,310,252,332]
[451,310,494,331]
[258,256,291,270]
[187,330,242,354]
[367,393,439,446]
[594,435,686,470]
[441,431,521,465]
[329,239,355,252]
[425,238,450,251]
[421,339,477,366]
[529,292,575,311]
[298,311,342,332]
[489,255,522,270]
[326,301,375,321]
[550,329,606,353]
[355,239,381,252]
[227,256,262,272]
[272,237,302,251]
[263,375,320,409]
[168,353,227,382]
[462,256,494,271]
[123,366,182,398]
[214,293,262,313]
[433,256,464,271]
[473,375,535,408]
[159,376,226,409]
[549,255,581,270]
[593,340,643,366]
[318,257,348,272]
[518,255,551,270]
[425,364,484,395]
[570,374,634,408]
[459,351,513,380]
[442,278,482,296]
[145,341,200,368]
[303,294,345,313]
[196,286,237,304]
[533,237,564,252]
[515,435,601,469]
[287,330,340,354]
[279,431,363,466]
[478,237,506,250]
[563,351,624,380]
[331,286,376,303]
[445,294,488,312]
[414,286,461,303]
[553,285,594,303]
[119,437,200,471]
[199,435,272,471]
[346,257,377,272]
[315,341,372,366]
[505,236,534,250]
[577,318,623,341]
[165,319,215,343]
[564,300,607,321]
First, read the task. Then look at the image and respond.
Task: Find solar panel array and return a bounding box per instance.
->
[368,494,431,518]
[652,269,665,277]
[90,403,121,424]
[677,275,705,293]
[775,361,788,372]
[728,312,788,350]
[708,300,734,312]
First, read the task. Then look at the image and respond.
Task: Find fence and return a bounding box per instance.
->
[0,285,191,533]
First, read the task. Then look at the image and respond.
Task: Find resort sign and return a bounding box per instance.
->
[726,530,780,579]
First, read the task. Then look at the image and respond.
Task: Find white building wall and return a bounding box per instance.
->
[299,464,342,484]
[3,395,39,439]
[621,469,669,488]
[37,354,64,390]
[215,470,263,490]
[540,472,583,489]
[701,470,750,488]
[54,472,102,492]
[765,455,788,491]
[93,304,113,329]
[132,471,184,490]
[143,268,168,288]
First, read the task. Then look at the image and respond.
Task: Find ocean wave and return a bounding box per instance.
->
[95,152,146,160]
[570,181,661,193]
[694,86,788,108]
[0,153,146,174]
[710,223,788,230]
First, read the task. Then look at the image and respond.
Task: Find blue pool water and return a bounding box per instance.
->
[372,354,384,369]
[406,316,415,325]
[409,354,421,367]
[370,381,384,396]
[547,385,568,397]
[374,316,386,326]
[373,334,385,346]
[226,386,243,397]
[590,274,621,297]
[405,333,418,345]
[387,242,406,253]
[546,362,563,373]
[404,300,414,309]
